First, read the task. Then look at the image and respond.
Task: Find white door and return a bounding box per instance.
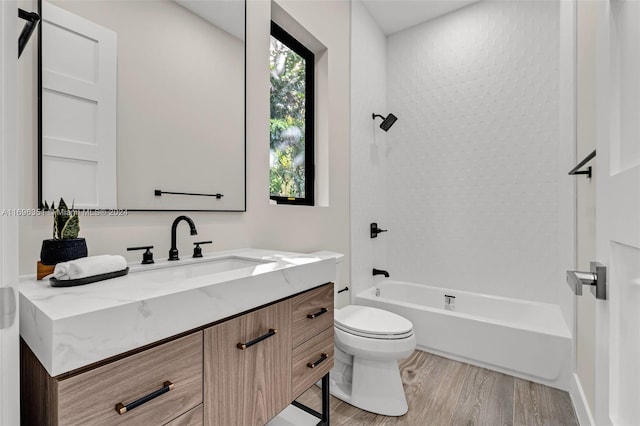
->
[41,1,117,209]
[594,0,640,424]
[1,1,20,425]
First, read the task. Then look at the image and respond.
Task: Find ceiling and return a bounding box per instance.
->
[361,0,479,35]
[175,0,244,41]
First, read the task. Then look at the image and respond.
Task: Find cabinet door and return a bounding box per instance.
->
[204,301,292,425]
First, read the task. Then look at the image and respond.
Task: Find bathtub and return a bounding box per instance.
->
[355,280,572,390]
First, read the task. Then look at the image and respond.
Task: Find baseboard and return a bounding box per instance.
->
[570,373,595,426]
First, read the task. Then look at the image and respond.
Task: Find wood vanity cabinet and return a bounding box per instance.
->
[203,282,335,426]
[21,333,203,426]
[290,283,335,400]
[21,282,334,426]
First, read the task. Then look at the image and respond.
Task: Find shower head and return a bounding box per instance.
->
[372,113,398,132]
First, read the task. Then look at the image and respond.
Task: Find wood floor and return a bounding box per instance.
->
[296,350,578,426]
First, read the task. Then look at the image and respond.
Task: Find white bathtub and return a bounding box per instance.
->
[355,280,572,390]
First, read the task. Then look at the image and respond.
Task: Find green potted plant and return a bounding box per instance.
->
[40,198,87,265]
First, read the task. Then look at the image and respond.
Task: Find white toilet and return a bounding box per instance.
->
[311,252,416,416]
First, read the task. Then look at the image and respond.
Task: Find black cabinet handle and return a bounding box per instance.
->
[307,353,328,369]
[115,380,174,415]
[307,308,328,319]
[237,328,277,350]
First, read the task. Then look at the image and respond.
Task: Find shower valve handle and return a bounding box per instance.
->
[370,223,388,238]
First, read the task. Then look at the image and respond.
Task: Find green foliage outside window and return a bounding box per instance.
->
[269,36,307,198]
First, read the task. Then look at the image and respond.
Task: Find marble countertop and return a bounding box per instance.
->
[19,248,334,377]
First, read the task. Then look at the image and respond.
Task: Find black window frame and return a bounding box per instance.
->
[269,21,315,206]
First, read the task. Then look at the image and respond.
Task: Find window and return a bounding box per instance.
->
[269,22,314,205]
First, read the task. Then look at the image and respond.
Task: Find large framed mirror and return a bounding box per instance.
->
[38,0,246,211]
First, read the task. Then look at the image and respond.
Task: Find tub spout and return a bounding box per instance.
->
[373,268,390,278]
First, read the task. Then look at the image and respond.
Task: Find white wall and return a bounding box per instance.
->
[384,0,571,304]
[574,1,598,421]
[246,0,351,276]
[18,0,351,280]
[1,1,21,424]
[349,0,387,301]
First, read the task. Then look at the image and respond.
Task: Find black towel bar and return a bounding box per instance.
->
[154,189,223,199]
[568,149,596,179]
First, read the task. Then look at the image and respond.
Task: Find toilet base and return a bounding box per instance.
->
[329,346,409,416]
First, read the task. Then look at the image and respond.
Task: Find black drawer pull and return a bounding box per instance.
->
[307,308,328,319]
[307,353,329,369]
[115,380,174,415]
[237,328,277,350]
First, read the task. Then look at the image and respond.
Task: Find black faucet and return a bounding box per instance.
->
[372,268,390,277]
[169,215,198,261]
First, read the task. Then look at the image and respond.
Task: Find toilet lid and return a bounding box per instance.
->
[335,305,413,338]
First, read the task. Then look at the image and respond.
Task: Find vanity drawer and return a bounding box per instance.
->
[165,404,203,426]
[291,327,334,399]
[292,282,334,347]
[56,332,203,426]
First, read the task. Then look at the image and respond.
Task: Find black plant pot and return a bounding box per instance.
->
[40,238,88,266]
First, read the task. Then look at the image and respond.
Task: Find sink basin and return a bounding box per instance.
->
[131,256,274,279]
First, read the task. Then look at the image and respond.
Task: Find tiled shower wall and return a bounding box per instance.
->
[349,0,388,299]
[385,1,566,303]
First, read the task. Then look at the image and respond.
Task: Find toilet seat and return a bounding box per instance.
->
[335,305,414,340]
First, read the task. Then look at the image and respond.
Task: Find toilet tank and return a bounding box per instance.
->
[309,251,347,308]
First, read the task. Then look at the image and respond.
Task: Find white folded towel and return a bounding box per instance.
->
[51,255,127,280]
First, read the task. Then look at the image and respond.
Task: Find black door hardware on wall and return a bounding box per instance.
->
[193,241,212,258]
[370,223,387,238]
[373,268,390,277]
[155,189,224,199]
[127,246,155,264]
[18,9,40,58]
[568,149,596,179]
[337,286,349,294]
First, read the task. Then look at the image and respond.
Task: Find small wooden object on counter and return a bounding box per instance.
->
[36,261,55,280]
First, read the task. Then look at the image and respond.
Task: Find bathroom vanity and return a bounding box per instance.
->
[19,249,335,425]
